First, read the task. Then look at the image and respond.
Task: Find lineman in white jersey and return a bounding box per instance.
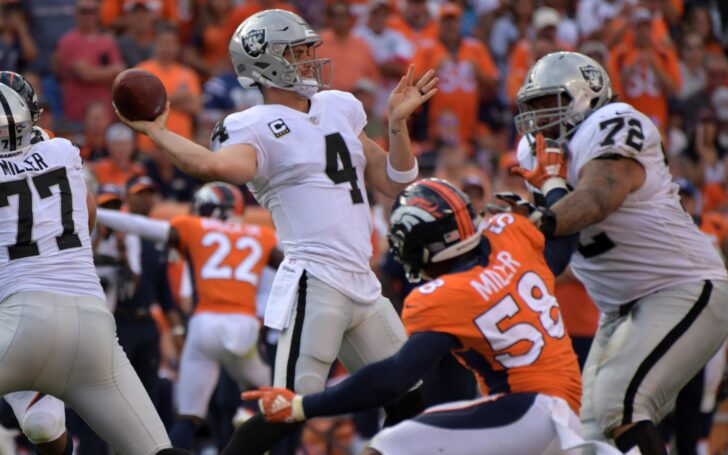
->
[512,52,728,454]
[114,9,437,454]
[0,84,190,455]
[0,71,71,455]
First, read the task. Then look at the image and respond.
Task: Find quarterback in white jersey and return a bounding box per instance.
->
[115,8,438,455]
[0,84,189,455]
[513,52,728,455]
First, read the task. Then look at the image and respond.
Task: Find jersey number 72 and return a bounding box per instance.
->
[0,168,81,260]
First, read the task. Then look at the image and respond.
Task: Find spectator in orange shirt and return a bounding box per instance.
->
[506,7,568,105]
[411,3,498,149]
[100,0,178,31]
[602,0,675,50]
[223,0,298,48]
[136,21,201,152]
[55,0,126,123]
[317,2,380,93]
[386,0,439,50]
[608,7,681,132]
[93,123,146,187]
[185,0,234,79]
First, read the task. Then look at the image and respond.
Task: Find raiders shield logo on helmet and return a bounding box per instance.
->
[242,29,266,58]
[579,65,604,93]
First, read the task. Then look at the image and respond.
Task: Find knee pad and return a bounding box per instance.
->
[21,410,65,444]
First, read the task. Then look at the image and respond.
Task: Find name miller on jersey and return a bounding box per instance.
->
[470,251,522,301]
[0,152,49,176]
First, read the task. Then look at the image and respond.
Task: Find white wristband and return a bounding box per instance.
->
[386,155,418,184]
[541,177,568,194]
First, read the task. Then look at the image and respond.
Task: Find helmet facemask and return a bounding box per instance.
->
[271,41,332,98]
[514,90,575,143]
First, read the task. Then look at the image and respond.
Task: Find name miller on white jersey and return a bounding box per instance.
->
[0,138,104,302]
[211,90,381,303]
[517,102,727,311]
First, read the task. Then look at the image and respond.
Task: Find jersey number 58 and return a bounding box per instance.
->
[474,271,565,368]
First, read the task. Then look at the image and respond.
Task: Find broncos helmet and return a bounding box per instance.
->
[229,9,331,98]
[192,182,245,221]
[0,72,41,125]
[388,178,482,283]
[514,52,612,143]
[0,84,34,156]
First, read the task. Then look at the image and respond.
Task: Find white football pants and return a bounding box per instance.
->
[176,312,270,418]
[0,291,171,455]
[273,272,407,393]
[581,280,728,444]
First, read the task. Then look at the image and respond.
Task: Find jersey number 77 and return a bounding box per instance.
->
[1,168,81,260]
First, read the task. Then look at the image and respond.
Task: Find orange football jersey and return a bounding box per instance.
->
[402,213,581,413]
[700,212,728,251]
[171,215,277,316]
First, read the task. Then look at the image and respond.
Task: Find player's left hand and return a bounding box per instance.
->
[510,133,568,193]
[242,387,306,423]
[387,65,438,123]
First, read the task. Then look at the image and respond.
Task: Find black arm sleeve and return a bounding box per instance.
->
[302,332,458,418]
[542,188,579,276]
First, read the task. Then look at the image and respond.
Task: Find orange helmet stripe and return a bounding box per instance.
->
[420,180,474,241]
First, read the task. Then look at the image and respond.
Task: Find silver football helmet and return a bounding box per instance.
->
[514,52,612,142]
[229,9,331,98]
[0,71,41,125]
[0,84,33,156]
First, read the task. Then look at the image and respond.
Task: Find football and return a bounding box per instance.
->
[112,69,167,121]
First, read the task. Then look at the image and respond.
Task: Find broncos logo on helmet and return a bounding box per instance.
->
[388,178,482,283]
[192,182,245,221]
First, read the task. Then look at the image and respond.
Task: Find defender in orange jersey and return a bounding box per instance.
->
[245,178,622,455]
[95,182,283,451]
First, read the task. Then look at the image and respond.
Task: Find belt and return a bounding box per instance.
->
[115,307,152,319]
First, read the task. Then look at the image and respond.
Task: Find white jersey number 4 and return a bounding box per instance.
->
[1,168,81,260]
[325,133,364,205]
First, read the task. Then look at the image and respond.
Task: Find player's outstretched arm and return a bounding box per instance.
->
[364,65,438,197]
[547,156,645,236]
[96,208,175,245]
[244,332,457,423]
[114,103,257,185]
